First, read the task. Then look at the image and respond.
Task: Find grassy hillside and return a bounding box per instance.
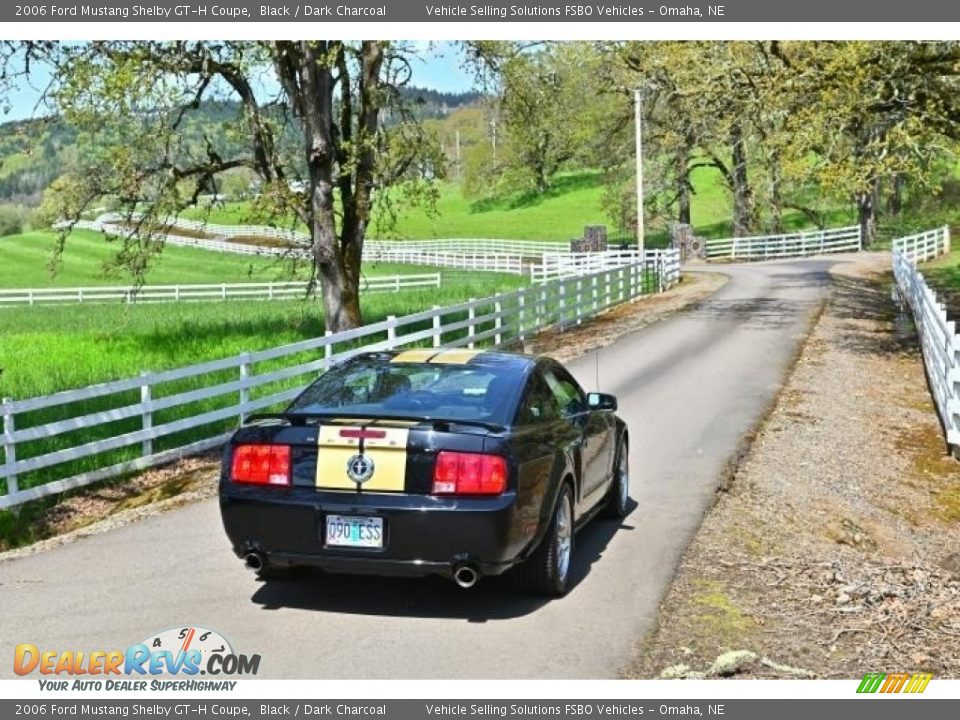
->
[0,229,448,288]
[184,168,858,245]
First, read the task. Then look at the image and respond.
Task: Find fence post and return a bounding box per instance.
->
[944,226,951,255]
[386,315,397,349]
[575,279,583,326]
[467,300,476,349]
[324,330,333,370]
[518,294,526,342]
[222,283,227,301]
[494,300,503,345]
[558,283,566,332]
[140,371,153,458]
[175,285,181,302]
[538,285,546,330]
[1,397,18,498]
[394,276,400,292]
[239,352,251,424]
[28,290,34,306]
[432,306,442,348]
[268,282,273,301]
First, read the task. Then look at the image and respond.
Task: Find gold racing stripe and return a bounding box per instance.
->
[428,349,482,365]
[391,348,439,363]
[315,424,409,492]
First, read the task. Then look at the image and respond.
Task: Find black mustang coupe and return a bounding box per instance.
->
[219,348,629,596]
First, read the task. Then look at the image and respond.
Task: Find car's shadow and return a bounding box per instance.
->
[249,500,637,622]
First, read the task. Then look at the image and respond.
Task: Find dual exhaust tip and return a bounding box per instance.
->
[453,563,479,589]
[244,550,480,589]
[244,551,265,572]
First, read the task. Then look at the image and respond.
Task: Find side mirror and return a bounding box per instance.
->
[587,392,617,412]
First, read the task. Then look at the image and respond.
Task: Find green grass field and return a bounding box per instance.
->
[0,269,527,399]
[0,229,449,288]
[182,168,859,245]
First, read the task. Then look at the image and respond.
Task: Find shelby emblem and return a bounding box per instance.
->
[346,454,375,484]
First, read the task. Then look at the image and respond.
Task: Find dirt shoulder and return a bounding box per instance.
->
[627,254,960,679]
[1,271,727,560]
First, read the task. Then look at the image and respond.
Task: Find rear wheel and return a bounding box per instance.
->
[603,438,629,519]
[513,483,574,597]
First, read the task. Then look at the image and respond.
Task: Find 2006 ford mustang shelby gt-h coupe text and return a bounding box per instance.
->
[219,349,629,596]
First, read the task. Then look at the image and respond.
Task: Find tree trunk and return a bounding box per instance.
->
[888,173,905,217]
[730,122,754,237]
[676,151,691,225]
[857,190,877,248]
[297,41,364,333]
[768,149,784,234]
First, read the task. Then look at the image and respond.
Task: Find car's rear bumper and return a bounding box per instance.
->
[219,484,533,578]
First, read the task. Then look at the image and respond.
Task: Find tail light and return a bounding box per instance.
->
[432,451,507,495]
[231,445,291,486]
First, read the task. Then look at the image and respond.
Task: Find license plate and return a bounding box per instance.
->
[325,514,384,548]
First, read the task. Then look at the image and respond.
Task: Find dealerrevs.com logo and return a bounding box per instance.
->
[14,626,260,691]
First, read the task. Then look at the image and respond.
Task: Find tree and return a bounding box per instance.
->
[4,41,435,331]
[471,42,614,196]
[776,41,960,244]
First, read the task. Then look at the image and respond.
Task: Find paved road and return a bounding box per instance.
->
[1,259,836,679]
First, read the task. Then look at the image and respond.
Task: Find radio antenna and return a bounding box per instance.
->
[595,348,601,392]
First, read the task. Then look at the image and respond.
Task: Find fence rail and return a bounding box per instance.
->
[891,227,951,264]
[362,249,526,275]
[705,226,862,260]
[891,226,958,453]
[0,253,679,509]
[0,275,441,307]
[77,214,569,256]
[530,249,679,285]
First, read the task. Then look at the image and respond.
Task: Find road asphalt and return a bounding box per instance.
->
[1,259,836,679]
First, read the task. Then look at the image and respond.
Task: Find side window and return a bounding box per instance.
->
[544,368,587,417]
[516,374,561,425]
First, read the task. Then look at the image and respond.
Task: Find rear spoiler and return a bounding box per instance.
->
[243,412,505,433]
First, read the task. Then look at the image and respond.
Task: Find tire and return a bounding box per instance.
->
[513,483,575,597]
[603,438,630,519]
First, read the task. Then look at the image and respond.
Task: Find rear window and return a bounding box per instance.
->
[287,356,524,425]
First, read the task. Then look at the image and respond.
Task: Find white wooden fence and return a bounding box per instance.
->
[77,215,568,257]
[0,275,441,307]
[705,226,862,260]
[891,227,958,452]
[366,238,565,255]
[891,226,951,264]
[362,249,526,275]
[530,249,680,285]
[0,256,678,509]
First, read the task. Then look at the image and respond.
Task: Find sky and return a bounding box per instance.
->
[1,41,476,122]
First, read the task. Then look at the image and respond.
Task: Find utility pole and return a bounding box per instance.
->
[634,87,645,253]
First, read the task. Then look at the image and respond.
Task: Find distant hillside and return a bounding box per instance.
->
[0,117,76,205]
[0,87,482,206]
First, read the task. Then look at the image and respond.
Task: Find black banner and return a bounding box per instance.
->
[4,0,960,23]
